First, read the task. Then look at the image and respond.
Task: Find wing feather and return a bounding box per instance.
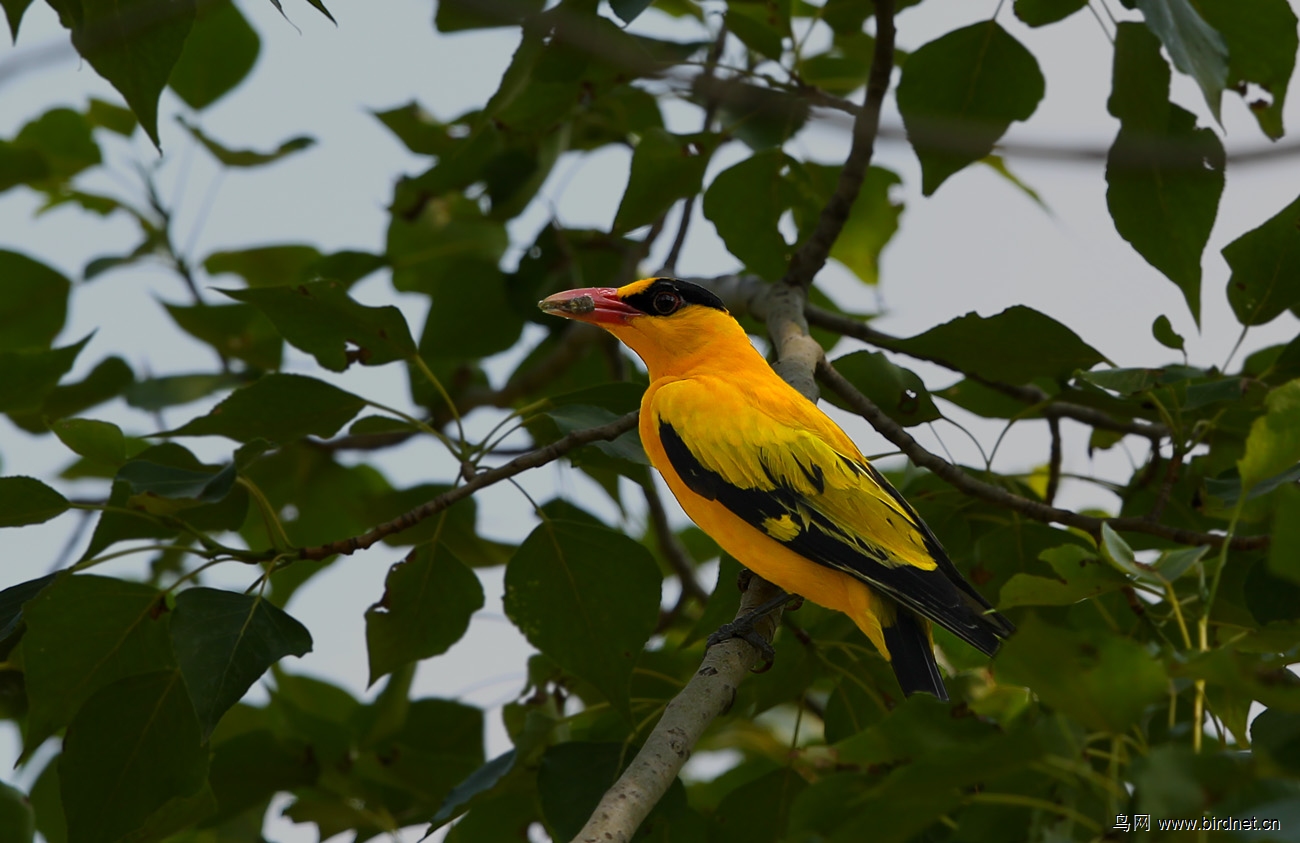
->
[653,379,1013,656]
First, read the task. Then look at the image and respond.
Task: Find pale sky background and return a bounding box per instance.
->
[2,0,1300,840]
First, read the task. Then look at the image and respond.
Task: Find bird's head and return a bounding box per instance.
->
[539,277,746,377]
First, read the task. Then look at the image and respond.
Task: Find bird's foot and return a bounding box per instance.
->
[706,591,801,673]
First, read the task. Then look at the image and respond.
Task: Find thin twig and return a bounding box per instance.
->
[1148,445,1185,522]
[290,412,639,561]
[1045,416,1062,506]
[781,0,895,291]
[815,360,1269,551]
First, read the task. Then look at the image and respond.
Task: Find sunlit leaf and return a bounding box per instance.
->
[1239,379,1300,494]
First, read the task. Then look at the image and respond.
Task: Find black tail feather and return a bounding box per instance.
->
[883,610,948,701]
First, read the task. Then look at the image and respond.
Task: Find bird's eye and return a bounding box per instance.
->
[653,291,682,315]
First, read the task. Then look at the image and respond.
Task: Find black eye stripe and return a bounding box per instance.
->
[622,278,727,316]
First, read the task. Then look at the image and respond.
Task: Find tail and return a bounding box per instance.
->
[883,610,948,701]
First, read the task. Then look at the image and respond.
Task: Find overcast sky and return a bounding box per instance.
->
[3,1,1300,840]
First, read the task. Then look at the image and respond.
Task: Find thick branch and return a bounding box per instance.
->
[816,361,1269,551]
[572,576,786,843]
[780,0,894,290]
[293,412,638,561]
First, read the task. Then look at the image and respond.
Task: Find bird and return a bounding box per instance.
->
[538,277,1013,700]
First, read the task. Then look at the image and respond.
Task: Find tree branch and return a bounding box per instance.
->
[815,360,1269,551]
[292,411,639,561]
[780,0,894,290]
[573,575,787,843]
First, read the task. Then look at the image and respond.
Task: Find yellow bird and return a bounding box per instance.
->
[539,277,1013,700]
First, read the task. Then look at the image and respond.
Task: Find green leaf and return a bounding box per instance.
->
[0,108,101,191]
[702,149,792,282]
[1268,484,1300,585]
[1194,0,1298,140]
[726,3,786,61]
[825,351,940,427]
[3,0,34,40]
[207,727,319,823]
[1224,192,1300,326]
[163,301,283,370]
[995,615,1167,732]
[32,355,134,427]
[125,372,242,411]
[1238,378,1300,494]
[181,119,315,168]
[0,477,69,527]
[373,102,455,156]
[434,0,542,30]
[223,281,416,370]
[44,0,196,148]
[0,250,70,351]
[1135,0,1228,120]
[1013,0,1087,26]
[23,575,174,751]
[51,418,126,466]
[1106,23,1225,325]
[896,22,1045,195]
[612,128,715,234]
[168,0,260,110]
[1100,523,1159,582]
[60,671,208,843]
[364,543,484,686]
[203,243,322,286]
[1152,314,1186,351]
[164,373,366,444]
[504,520,660,719]
[0,780,35,843]
[85,97,136,135]
[171,587,313,737]
[0,335,89,414]
[1155,544,1210,581]
[890,306,1106,384]
[1252,708,1300,774]
[827,166,904,285]
[418,262,524,360]
[998,543,1128,608]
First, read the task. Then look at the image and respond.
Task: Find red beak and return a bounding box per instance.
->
[538,287,640,325]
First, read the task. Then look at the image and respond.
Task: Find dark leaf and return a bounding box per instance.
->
[1152,314,1186,351]
[224,281,417,371]
[164,373,366,444]
[84,97,136,135]
[428,749,517,829]
[504,520,660,719]
[0,574,57,639]
[181,119,315,168]
[0,250,70,351]
[1194,0,1298,139]
[1224,192,1300,326]
[168,0,260,110]
[890,306,1106,383]
[826,351,940,427]
[2,0,34,40]
[998,543,1128,608]
[60,671,208,843]
[897,22,1045,194]
[434,0,542,31]
[364,543,484,686]
[22,575,174,752]
[373,102,454,156]
[207,728,319,822]
[124,372,242,411]
[0,477,69,527]
[171,587,313,737]
[609,0,651,24]
[1268,484,1300,585]
[0,335,89,414]
[612,128,715,234]
[0,780,34,843]
[419,262,525,360]
[1106,23,1224,324]
[300,0,333,23]
[203,243,322,286]
[1013,0,1087,26]
[163,301,283,370]
[702,149,793,282]
[44,0,196,147]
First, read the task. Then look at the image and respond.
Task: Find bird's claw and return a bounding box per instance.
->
[707,619,777,672]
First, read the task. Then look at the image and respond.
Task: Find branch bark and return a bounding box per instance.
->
[780,0,895,290]
[815,360,1269,551]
